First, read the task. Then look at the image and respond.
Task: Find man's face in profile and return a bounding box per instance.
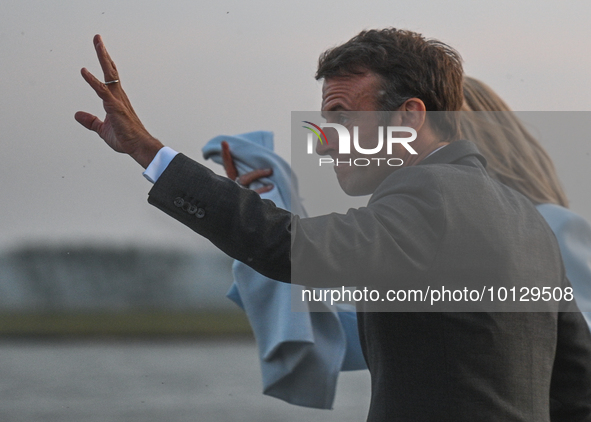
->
[318,72,408,196]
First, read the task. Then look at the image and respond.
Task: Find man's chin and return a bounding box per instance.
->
[337,176,374,197]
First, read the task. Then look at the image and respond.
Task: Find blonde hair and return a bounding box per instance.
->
[461,76,568,207]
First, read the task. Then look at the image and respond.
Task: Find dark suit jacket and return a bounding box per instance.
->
[148,140,591,421]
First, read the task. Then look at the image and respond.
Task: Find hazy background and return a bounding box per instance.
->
[1,0,591,254]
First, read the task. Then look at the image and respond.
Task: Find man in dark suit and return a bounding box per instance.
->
[76,30,591,421]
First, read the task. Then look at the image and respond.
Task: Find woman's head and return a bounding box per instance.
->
[461,76,568,207]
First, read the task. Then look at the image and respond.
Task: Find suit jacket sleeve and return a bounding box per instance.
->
[147,153,292,282]
[147,154,445,289]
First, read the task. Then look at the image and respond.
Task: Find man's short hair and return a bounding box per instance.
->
[316,28,463,141]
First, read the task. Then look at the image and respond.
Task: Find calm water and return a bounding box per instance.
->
[0,338,370,422]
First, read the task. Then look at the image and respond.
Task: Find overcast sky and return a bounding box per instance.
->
[1,0,591,253]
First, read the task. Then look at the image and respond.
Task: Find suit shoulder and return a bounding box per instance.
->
[370,160,484,204]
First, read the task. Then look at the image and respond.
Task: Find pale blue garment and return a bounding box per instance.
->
[202,131,366,409]
[537,203,591,331]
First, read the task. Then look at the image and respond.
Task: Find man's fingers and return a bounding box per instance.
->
[80,67,116,102]
[221,141,239,180]
[254,184,274,194]
[220,141,273,190]
[239,168,273,186]
[93,35,120,88]
[74,111,103,133]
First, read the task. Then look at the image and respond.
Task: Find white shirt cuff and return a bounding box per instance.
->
[143,146,179,183]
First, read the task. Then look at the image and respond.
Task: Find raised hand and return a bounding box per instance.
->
[75,35,163,168]
[221,141,274,194]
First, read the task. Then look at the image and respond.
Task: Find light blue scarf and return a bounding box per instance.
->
[203,131,366,409]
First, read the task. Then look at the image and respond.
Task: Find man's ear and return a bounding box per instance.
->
[397,98,427,131]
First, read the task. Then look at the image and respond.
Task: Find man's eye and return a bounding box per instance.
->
[338,114,350,125]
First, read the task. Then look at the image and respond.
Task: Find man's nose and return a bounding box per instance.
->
[315,130,337,156]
